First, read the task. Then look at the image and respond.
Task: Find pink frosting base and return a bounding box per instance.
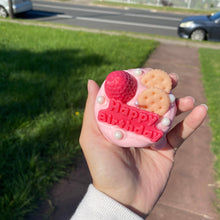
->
[95,68,177,149]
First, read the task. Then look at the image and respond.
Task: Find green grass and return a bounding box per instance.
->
[0,21,158,219]
[199,49,220,210]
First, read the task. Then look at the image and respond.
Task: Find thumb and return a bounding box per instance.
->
[84,80,100,123]
[79,80,100,147]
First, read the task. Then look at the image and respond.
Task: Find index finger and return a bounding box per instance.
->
[167,104,208,150]
[169,73,178,89]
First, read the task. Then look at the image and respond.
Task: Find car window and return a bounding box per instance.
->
[210,12,220,21]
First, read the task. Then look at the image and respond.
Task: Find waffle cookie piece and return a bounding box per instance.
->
[95,68,177,149]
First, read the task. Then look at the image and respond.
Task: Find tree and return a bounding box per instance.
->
[8,0,14,18]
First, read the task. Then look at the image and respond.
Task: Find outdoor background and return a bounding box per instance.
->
[0,0,220,219]
[100,0,220,9]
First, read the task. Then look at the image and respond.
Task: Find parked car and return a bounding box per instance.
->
[178,11,220,41]
[0,0,32,17]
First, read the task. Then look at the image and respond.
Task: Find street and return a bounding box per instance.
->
[22,0,186,37]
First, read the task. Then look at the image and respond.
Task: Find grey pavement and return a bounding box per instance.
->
[144,44,219,220]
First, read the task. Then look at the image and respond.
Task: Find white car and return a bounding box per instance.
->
[0,0,32,17]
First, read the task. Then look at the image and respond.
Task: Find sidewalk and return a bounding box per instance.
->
[27,43,219,220]
[144,44,219,220]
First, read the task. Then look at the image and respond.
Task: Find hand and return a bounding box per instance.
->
[79,76,207,218]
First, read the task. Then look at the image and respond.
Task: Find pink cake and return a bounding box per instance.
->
[94,68,177,149]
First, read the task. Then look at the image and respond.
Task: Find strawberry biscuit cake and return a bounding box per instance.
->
[95,68,177,149]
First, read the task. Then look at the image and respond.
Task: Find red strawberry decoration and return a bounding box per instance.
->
[104,71,137,103]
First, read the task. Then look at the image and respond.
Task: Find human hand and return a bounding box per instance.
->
[79,76,207,218]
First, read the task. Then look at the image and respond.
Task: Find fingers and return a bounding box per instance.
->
[83,80,99,126]
[169,73,178,89]
[86,80,100,113]
[176,96,195,115]
[167,104,208,149]
[79,80,100,148]
[169,73,195,115]
[169,74,195,115]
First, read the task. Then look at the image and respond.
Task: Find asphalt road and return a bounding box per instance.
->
[22,0,187,37]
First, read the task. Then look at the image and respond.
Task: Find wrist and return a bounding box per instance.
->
[124,204,149,219]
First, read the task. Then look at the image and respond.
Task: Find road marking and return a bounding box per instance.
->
[57,14,73,19]
[76,16,177,30]
[34,3,181,21]
[124,13,181,21]
[33,3,121,15]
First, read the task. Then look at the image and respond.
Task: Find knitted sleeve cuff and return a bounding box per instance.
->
[71,184,144,220]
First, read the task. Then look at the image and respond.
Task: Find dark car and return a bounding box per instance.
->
[178,11,220,41]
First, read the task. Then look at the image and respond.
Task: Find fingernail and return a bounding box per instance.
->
[169,72,179,81]
[87,79,93,93]
[201,104,208,110]
[186,96,195,103]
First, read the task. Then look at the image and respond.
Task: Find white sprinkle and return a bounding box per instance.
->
[114,131,123,140]
[169,94,176,103]
[97,96,105,104]
[161,118,171,126]
[134,69,143,76]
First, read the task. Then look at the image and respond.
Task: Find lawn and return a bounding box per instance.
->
[199,48,220,210]
[0,21,158,219]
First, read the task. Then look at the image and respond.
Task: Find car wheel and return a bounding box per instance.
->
[0,6,8,18]
[190,29,206,41]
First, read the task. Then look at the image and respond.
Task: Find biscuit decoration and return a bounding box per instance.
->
[138,87,170,116]
[95,68,177,149]
[140,69,172,93]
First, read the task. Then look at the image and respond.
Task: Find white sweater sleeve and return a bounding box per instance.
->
[70,184,144,220]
